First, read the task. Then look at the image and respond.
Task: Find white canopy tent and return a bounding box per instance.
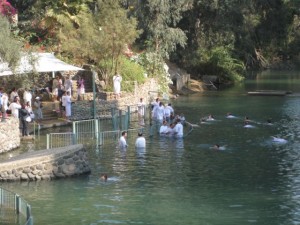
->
[0,52,83,77]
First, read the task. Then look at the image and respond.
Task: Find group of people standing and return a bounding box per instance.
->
[119,130,146,149]
[118,96,184,149]
[0,87,43,136]
[51,74,74,101]
[51,73,76,118]
[151,98,184,138]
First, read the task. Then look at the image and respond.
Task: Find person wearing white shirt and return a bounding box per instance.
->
[119,131,127,148]
[164,105,171,123]
[10,87,18,103]
[9,98,21,118]
[167,103,174,114]
[159,120,169,136]
[156,102,165,124]
[1,92,8,121]
[167,123,175,137]
[137,98,145,125]
[151,98,160,108]
[173,119,183,138]
[135,132,146,148]
[23,88,32,107]
[113,73,122,98]
[151,98,160,119]
[65,91,72,118]
[64,75,73,95]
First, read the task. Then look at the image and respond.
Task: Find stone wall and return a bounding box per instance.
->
[0,144,90,181]
[70,78,159,120]
[0,118,20,153]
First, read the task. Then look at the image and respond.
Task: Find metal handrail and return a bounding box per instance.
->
[0,187,33,225]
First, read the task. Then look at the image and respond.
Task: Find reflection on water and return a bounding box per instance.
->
[1,70,300,224]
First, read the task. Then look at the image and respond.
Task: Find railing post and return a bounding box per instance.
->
[37,123,40,139]
[15,194,20,214]
[28,216,34,225]
[111,108,116,131]
[143,104,146,121]
[119,110,122,130]
[95,119,99,146]
[0,188,2,205]
[127,105,130,129]
[72,133,76,145]
[92,71,97,119]
[46,134,50,149]
[72,121,77,144]
[99,131,103,146]
[27,204,33,225]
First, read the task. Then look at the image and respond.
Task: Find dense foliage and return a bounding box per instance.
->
[1,0,300,86]
[0,15,22,71]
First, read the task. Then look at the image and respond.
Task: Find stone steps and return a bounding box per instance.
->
[41,101,60,120]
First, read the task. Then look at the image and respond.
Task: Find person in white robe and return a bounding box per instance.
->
[23,88,32,107]
[159,120,169,136]
[119,131,127,149]
[113,73,122,98]
[137,98,146,125]
[1,93,8,121]
[9,98,21,118]
[10,88,18,103]
[135,132,146,148]
[65,91,72,118]
[173,119,183,138]
[64,76,73,95]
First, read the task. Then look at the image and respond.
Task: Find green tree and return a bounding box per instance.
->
[137,0,192,59]
[60,0,140,86]
[0,15,22,72]
[132,0,192,91]
[174,0,300,80]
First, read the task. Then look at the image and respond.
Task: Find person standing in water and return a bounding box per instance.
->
[135,132,146,148]
[173,119,183,138]
[119,131,127,149]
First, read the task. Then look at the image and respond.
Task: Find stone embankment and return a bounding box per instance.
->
[0,118,20,153]
[0,144,90,181]
[71,78,159,120]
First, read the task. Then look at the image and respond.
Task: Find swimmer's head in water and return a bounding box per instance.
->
[100,174,108,181]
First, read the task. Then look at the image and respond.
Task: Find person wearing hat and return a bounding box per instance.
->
[135,132,146,148]
[33,96,43,122]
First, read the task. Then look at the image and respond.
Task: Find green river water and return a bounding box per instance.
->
[1,70,300,225]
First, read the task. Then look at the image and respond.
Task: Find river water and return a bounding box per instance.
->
[2,70,300,225]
